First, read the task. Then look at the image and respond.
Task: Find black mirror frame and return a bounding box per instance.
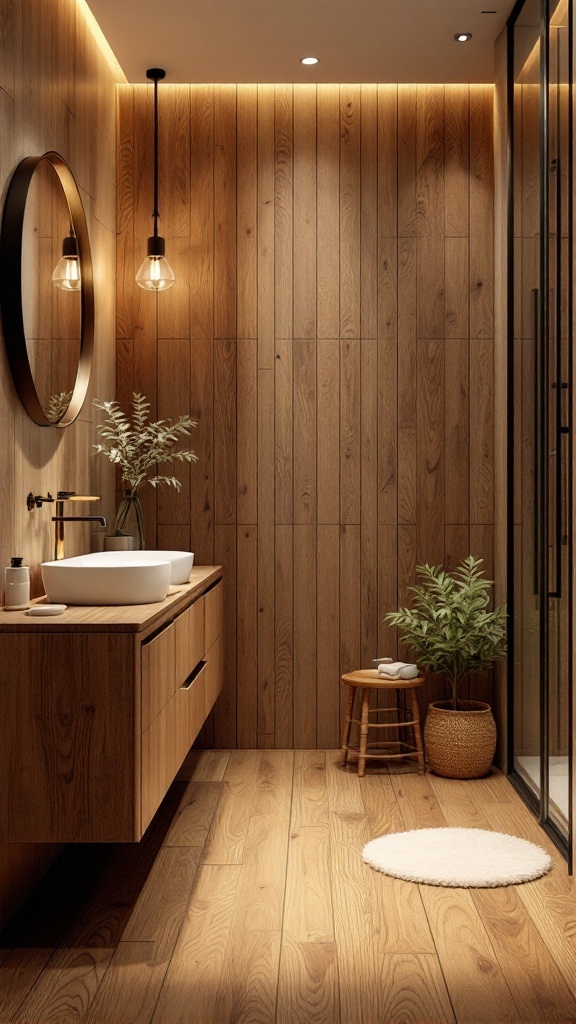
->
[0,151,94,428]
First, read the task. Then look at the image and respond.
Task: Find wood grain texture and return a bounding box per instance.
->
[258,85,275,369]
[0,0,122,921]
[6,761,576,1023]
[118,85,495,752]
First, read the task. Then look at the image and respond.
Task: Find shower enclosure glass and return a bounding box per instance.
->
[509,0,572,857]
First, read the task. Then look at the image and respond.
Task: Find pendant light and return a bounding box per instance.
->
[52,226,81,291]
[135,68,175,292]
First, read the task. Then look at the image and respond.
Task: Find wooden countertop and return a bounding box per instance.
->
[0,566,222,633]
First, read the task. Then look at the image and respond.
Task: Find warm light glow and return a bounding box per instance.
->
[301,56,319,65]
[455,33,472,42]
[52,255,81,291]
[135,254,175,291]
[75,0,127,81]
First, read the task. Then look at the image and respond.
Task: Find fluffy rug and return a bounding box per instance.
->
[362,827,552,887]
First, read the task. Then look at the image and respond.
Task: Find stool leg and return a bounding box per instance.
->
[358,688,370,778]
[341,685,355,766]
[410,688,425,774]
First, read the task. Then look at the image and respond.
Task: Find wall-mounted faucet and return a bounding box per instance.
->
[52,491,106,560]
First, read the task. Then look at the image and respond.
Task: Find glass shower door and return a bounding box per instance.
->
[512,0,543,809]
[510,0,572,856]
[546,0,570,837]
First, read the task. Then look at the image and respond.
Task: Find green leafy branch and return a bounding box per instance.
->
[92,393,198,494]
[384,555,507,708]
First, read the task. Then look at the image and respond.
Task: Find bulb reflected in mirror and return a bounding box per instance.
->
[135,233,175,291]
[52,232,81,292]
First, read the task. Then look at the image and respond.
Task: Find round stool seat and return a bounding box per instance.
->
[342,669,425,690]
[340,670,426,778]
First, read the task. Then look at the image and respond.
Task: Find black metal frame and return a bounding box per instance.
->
[506,0,573,868]
[0,151,94,428]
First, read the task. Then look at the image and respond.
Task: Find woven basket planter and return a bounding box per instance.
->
[424,700,497,779]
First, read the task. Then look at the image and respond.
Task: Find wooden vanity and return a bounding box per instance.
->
[0,566,223,843]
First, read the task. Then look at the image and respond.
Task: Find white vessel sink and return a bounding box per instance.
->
[41,555,172,606]
[80,549,194,584]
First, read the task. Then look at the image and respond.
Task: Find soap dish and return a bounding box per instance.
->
[26,604,67,616]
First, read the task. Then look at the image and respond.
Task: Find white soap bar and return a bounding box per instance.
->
[25,604,67,616]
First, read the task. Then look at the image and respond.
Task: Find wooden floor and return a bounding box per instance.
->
[2,750,576,1023]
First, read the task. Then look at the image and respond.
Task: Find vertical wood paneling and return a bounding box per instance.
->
[212,526,237,748]
[294,526,317,748]
[258,85,275,368]
[317,525,340,747]
[340,87,361,338]
[417,340,445,566]
[444,86,469,237]
[237,525,257,748]
[361,339,378,667]
[361,85,378,339]
[293,339,316,524]
[190,85,214,340]
[317,339,340,524]
[236,338,257,524]
[275,525,293,748]
[274,85,293,341]
[257,368,275,746]
[0,0,122,927]
[190,336,214,565]
[157,339,191,529]
[470,87,495,340]
[398,85,417,236]
[118,84,495,754]
[317,86,340,339]
[340,338,361,524]
[444,338,469,525]
[275,339,293,524]
[470,339,495,524]
[213,339,237,524]
[293,86,317,339]
[236,86,257,340]
[158,88,191,342]
[214,86,237,340]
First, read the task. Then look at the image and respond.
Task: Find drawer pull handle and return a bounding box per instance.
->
[181,660,207,689]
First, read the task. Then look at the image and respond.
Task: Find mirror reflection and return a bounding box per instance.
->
[21,158,81,423]
[0,151,94,428]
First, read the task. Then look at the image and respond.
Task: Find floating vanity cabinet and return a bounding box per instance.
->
[0,566,223,844]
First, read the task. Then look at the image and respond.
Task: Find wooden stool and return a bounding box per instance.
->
[340,669,426,778]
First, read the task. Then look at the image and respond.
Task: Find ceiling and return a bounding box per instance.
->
[85,0,516,85]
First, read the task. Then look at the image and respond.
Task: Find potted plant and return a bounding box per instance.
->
[93,393,198,550]
[384,555,507,779]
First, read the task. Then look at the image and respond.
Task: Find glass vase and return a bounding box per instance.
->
[114,491,146,550]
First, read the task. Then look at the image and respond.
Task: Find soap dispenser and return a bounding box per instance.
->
[4,556,30,610]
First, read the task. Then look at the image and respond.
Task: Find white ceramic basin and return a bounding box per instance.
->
[81,549,194,584]
[41,555,172,606]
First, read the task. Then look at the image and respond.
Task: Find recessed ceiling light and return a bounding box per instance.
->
[455,32,472,42]
[301,56,319,65]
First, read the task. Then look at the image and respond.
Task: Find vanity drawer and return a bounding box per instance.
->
[204,633,223,717]
[205,581,223,652]
[141,658,208,833]
[174,595,205,687]
[141,619,176,732]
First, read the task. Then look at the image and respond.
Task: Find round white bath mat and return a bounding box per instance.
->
[362,827,552,887]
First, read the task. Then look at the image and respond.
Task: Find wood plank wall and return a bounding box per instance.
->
[0,0,123,926]
[117,84,496,750]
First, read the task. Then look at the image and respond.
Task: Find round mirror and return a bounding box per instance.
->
[0,152,94,427]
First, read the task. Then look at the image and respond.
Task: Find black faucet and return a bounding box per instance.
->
[52,491,107,560]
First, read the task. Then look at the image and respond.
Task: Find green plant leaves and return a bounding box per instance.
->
[384,555,507,704]
[92,393,198,494]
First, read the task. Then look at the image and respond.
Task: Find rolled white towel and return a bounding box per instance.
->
[377,661,418,680]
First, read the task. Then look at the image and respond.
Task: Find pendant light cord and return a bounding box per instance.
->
[146,68,166,239]
[153,73,159,238]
